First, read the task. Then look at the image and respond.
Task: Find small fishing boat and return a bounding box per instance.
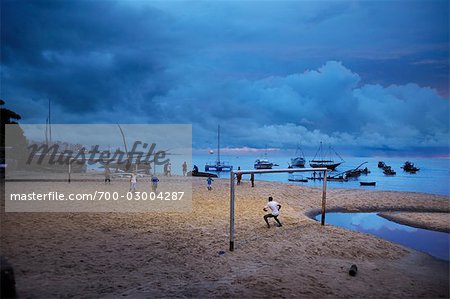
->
[402,161,420,173]
[306,173,348,182]
[383,166,396,175]
[187,171,218,178]
[288,174,308,182]
[343,162,370,179]
[360,181,376,186]
[327,176,348,182]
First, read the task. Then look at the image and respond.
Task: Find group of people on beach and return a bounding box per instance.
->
[106,162,282,228]
[129,172,160,193]
[104,161,190,183]
[235,166,255,187]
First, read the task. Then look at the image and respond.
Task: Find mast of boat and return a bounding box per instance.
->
[296,143,305,158]
[117,123,131,169]
[48,99,52,144]
[217,125,220,165]
[45,99,52,145]
[312,141,323,162]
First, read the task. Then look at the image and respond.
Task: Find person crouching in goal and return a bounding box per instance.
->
[263,196,282,228]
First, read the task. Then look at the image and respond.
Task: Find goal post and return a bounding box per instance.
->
[229,167,328,251]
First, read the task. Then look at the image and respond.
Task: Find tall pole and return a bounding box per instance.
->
[321,169,327,225]
[229,170,235,251]
[68,159,72,183]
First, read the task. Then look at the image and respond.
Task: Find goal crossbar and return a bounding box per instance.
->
[229,167,328,251]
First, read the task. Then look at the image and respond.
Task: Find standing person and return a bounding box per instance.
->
[236,166,242,185]
[182,161,187,176]
[251,173,255,187]
[206,176,214,191]
[167,162,172,176]
[263,196,282,228]
[151,175,159,192]
[129,172,137,192]
[104,167,111,184]
[163,163,168,176]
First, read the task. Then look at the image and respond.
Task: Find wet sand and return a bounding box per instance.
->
[1,176,449,298]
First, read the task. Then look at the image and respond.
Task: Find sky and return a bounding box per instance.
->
[1,0,449,156]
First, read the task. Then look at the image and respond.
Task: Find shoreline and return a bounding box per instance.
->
[6,167,450,197]
[304,207,449,233]
[379,212,450,233]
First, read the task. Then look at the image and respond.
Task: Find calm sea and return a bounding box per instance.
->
[191,155,450,196]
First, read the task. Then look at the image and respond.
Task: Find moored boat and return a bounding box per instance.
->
[254,158,273,169]
[288,174,308,182]
[187,171,218,178]
[309,142,344,170]
[205,125,233,172]
[254,146,277,169]
[290,156,306,168]
[383,165,396,175]
[290,145,306,167]
[402,161,419,173]
[360,181,376,186]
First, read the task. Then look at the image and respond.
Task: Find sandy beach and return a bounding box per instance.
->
[1,175,449,298]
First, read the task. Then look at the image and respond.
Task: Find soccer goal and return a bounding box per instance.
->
[229,167,328,251]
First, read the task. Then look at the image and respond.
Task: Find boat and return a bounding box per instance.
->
[327,176,348,182]
[309,142,344,170]
[383,165,396,175]
[254,146,277,169]
[187,171,218,178]
[343,162,370,179]
[306,172,348,182]
[290,156,306,168]
[360,181,376,186]
[254,158,273,169]
[402,161,419,173]
[288,174,308,182]
[24,100,87,173]
[205,125,233,172]
[189,165,218,177]
[290,145,305,167]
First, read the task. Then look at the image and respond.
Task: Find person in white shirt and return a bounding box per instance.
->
[263,196,282,228]
[129,172,137,192]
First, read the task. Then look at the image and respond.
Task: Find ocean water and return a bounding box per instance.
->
[192,155,450,196]
[314,212,449,261]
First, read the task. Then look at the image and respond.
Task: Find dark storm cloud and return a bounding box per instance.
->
[1,0,448,155]
[2,0,175,117]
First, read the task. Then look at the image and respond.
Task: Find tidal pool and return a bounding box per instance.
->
[314,212,449,261]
